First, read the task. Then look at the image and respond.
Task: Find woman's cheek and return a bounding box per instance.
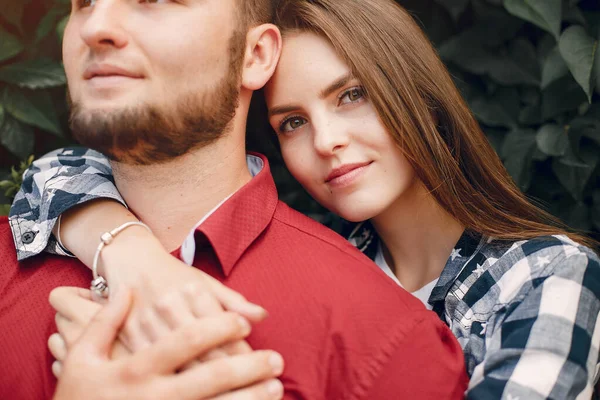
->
[282,146,311,185]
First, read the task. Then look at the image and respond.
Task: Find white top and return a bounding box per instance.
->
[374,241,438,310]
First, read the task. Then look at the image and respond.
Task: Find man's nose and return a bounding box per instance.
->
[313,119,350,156]
[80,1,128,51]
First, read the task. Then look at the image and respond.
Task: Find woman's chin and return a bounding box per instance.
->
[333,207,378,223]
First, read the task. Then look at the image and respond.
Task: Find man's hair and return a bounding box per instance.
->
[237,0,274,27]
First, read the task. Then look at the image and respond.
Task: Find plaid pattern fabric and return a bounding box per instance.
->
[9,147,126,260]
[9,147,600,399]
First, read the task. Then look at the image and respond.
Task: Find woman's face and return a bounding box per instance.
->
[264,32,418,222]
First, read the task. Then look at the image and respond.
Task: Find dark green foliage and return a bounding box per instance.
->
[402,0,600,238]
[0,0,598,240]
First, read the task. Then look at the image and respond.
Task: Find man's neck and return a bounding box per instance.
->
[111,137,252,252]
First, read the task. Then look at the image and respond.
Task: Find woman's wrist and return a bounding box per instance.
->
[57,199,139,267]
[99,226,165,283]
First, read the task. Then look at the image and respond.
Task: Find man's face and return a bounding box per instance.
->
[63,0,246,164]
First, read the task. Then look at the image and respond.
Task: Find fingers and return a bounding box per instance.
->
[201,277,268,322]
[48,333,67,362]
[73,289,132,357]
[130,312,252,374]
[169,350,285,400]
[182,285,240,361]
[210,379,284,400]
[51,361,62,379]
[184,284,225,318]
[49,286,101,326]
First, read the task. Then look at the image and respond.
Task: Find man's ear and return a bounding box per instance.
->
[241,24,282,91]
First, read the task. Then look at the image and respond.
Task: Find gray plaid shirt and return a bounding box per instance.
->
[9,147,600,399]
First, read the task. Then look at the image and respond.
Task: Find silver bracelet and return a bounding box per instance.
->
[91,221,152,299]
[55,214,76,257]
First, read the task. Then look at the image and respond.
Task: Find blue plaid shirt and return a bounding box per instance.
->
[9,147,600,399]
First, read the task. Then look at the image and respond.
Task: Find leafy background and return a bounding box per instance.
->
[0,0,599,242]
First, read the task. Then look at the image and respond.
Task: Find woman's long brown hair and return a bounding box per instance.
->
[274,0,598,249]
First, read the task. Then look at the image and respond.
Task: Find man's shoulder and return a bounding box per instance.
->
[0,216,18,259]
[271,201,368,260]
[251,203,426,314]
[0,217,88,399]
[0,216,90,289]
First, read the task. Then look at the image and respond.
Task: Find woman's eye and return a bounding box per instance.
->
[279,117,307,133]
[79,0,95,7]
[339,87,365,105]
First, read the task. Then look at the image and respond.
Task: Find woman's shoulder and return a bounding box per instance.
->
[481,234,599,286]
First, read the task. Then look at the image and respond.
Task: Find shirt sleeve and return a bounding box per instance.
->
[467,246,600,399]
[8,147,126,261]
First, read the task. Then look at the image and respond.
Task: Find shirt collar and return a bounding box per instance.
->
[429,231,484,305]
[178,153,278,276]
[348,223,485,311]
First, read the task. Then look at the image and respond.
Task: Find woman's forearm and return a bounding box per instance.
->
[52,199,151,274]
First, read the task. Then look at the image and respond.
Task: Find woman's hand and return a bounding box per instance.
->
[102,233,266,350]
[56,200,267,353]
[52,289,285,400]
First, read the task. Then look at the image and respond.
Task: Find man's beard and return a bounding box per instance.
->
[69,30,246,165]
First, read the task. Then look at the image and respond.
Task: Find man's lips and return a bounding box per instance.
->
[83,64,143,80]
[325,161,373,183]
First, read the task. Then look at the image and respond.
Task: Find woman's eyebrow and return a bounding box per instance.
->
[269,73,356,118]
[269,104,300,118]
[319,73,354,99]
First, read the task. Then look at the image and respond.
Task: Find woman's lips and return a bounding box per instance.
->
[325,161,373,188]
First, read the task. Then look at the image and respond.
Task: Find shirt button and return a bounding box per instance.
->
[22,231,36,245]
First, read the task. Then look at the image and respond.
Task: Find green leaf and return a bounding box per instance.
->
[0,1,29,32]
[541,47,569,88]
[3,87,62,136]
[563,202,592,231]
[35,7,69,43]
[0,59,66,89]
[519,105,544,125]
[488,39,541,86]
[0,204,10,217]
[473,0,524,46]
[501,129,537,190]
[56,15,69,42]
[483,127,507,154]
[553,146,599,200]
[536,124,569,156]
[434,0,470,21]
[564,5,586,25]
[558,25,598,102]
[0,114,35,159]
[439,32,494,75]
[542,75,588,119]
[0,25,24,63]
[504,0,562,39]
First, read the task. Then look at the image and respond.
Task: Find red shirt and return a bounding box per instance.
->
[0,154,467,399]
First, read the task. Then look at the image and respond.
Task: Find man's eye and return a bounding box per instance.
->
[79,0,95,7]
[339,87,365,105]
[279,117,307,133]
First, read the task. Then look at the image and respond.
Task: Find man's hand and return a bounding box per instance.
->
[52,288,285,400]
